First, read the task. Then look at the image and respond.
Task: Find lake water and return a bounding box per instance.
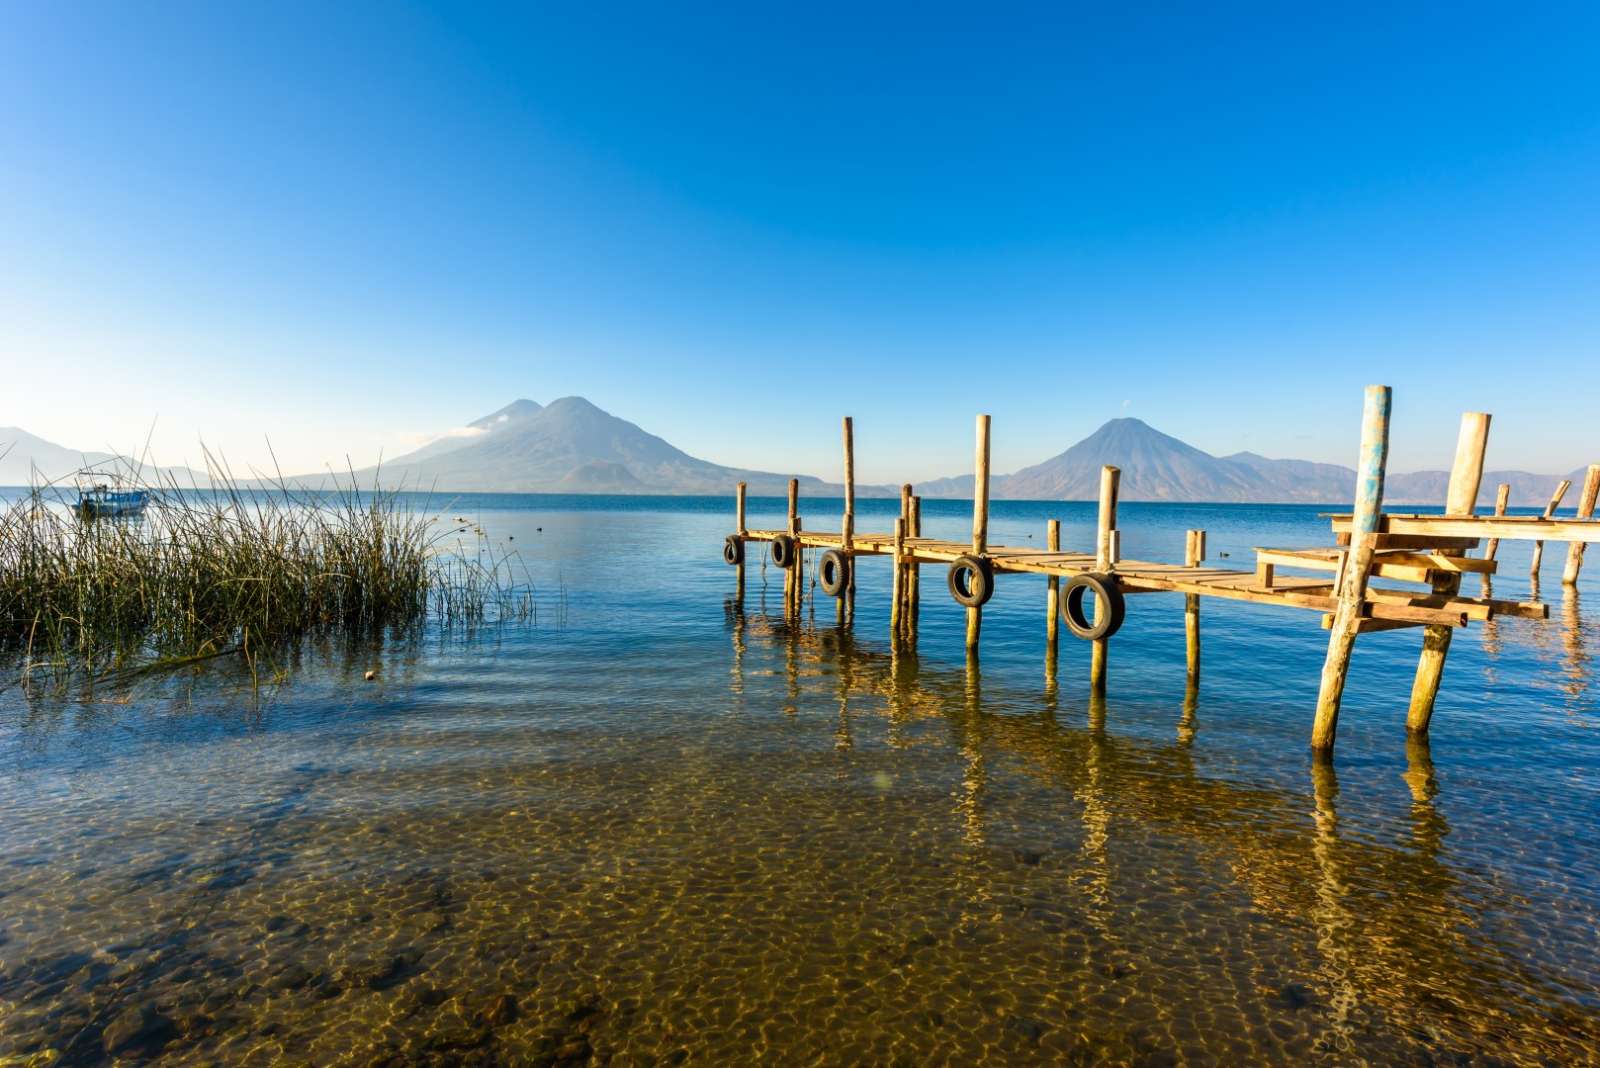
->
[1,494,1597,1064]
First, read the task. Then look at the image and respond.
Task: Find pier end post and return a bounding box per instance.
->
[1406,412,1490,734]
[735,481,748,601]
[1561,464,1600,586]
[841,418,855,626]
[908,493,922,644]
[1045,519,1061,666]
[1312,385,1392,753]
[1184,529,1205,688]
[1089,465,1121,695]
[786,478,800,614]
[967,415,991,653]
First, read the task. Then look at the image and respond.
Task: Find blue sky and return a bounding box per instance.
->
[3,3,1599,483]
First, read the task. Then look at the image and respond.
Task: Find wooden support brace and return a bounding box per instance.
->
[1530,478,1571,577]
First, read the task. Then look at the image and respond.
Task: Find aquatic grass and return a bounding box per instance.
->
[0,462,534,687]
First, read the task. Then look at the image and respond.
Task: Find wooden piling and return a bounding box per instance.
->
[1406,412,1490,734]
[1530,478,1572,578]
[967,415,991,653]
[1184,529,1205,686]
[1089,465,1120,695]
[1482,483,1510,562]
[1045,519,1061,655]
[840,418,855,625]
[1312,385,1392,753]
[785,478,800,614]
[890,517,906,643]
[735,481,747,602]
[908,494,922,643]
[1561,464,1600,586]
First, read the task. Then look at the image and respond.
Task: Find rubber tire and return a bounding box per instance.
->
[771,534,798,570]
[723,535,744,566]
[1060,572,1125,641]
[818,549,851,597]
[947,554,994,608]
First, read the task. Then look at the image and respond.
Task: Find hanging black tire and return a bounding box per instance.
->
[818,549,851,597]
[723,535,744,566]
[1060,572,1125,641]
[771,534,798,569]
[947,554,994,608]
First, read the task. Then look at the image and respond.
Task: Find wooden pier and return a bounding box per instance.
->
[723,388,1600,755]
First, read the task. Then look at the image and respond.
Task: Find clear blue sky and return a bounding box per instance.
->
[3,2,1599,483]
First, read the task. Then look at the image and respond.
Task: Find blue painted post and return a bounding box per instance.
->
[1312,385,1392,753]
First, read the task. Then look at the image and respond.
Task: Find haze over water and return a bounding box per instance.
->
[1,495,1597,1064]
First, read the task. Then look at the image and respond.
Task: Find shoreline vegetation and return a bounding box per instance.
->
[0,462,535,691]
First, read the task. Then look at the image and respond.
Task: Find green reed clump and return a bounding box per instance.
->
[0,467,533,685]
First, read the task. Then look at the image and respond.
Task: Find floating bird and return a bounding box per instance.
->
[363,669,376,681]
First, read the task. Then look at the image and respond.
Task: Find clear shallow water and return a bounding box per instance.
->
[1,494,1597,1064]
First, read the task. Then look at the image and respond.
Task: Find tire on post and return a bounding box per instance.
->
[947,554,994,608]
[818,549,851,597]
[1060,572,1125,641]
[723,535,744,566]
[771,534,798,570]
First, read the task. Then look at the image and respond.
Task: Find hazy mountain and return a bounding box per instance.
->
[387,398,543,464]
[0,426,211,488]
[6,404,1587,506]
[337,396,843,495]
[920,418,1578,506]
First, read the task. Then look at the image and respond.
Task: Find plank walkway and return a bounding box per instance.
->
[724,392,1596,757]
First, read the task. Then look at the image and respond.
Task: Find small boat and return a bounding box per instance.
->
[76,475,151,520]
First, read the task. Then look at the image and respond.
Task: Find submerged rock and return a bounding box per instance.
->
[101,1003,177,1058]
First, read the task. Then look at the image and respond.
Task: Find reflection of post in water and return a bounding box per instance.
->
[783,611,801,717]
[1562,589,1586,697]
[834,630,854,751]
[1309,757,1359,1057]
[957,653,988,848]
[1403,735,1448,859]
[727,598,747,698]
[1178,680,1198,746]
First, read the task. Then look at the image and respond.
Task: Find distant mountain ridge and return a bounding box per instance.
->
[3,404,1588,506]
[335,396,844,495]
[918,417,1580,506]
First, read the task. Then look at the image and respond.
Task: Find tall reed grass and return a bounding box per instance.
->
[0,465,533,686]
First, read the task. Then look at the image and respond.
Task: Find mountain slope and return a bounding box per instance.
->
[0,427,211,487]
[334,396,840,495]
[1001,418,1266,501]
[384,398,543,465]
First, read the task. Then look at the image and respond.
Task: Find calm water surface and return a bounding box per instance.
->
[1,495,1597,1064]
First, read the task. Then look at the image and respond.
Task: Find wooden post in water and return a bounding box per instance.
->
[1561,464,1600,586]
[967,415,991,653]
[1312,385,1392,753]
[1530,478,1572,579]
[890,517,906,644]
[1089,465,1120,695]
[1406,412,1490,734]
[908,493,922,644]
[1482,483,1510,562]
[840,418,855,626]
[785,478,800,614]
[735,481,748,602]
[1045,519,1061,664]
[896,484,913,639]
[1184,529,1205,687]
